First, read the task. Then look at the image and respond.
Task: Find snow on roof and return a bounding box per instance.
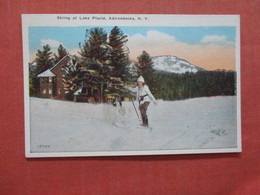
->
[74,87,82,95]
[37,54,74,78]
[31,61,37,66]
[37,69,56,77]
[50,54,70,71]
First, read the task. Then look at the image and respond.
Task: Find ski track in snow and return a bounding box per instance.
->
[30,96,237,152]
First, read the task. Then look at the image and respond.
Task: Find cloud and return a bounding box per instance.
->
[40,39,63,48]
[127,31,236,71]
[69,48,81,56]
[127,30,176,49]
[200,35,234,46]
[34,31,235,71]
[127,30,178,61]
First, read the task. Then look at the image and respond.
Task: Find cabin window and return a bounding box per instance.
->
[42,89,47,94]
[49,89,52,95]
[49,77,52,82]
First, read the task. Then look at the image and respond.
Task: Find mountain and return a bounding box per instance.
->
[152,55,205,74]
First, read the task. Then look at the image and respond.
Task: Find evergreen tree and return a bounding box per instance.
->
[108,26,129,80]
[29,62,38,96]
[153,70,236,100]
[79,28,109,67]
[29,45,53,96]
[62,58,82,100]
[35,44,53,74]
[78,27,110,102]
[78,27,132,102]
[137,51,157,94]
[54,44,68,63]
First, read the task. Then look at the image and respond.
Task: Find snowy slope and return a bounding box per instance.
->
[29,96,238,154]
[152,55,205,74]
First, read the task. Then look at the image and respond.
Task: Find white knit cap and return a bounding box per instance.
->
[137,76,145,83]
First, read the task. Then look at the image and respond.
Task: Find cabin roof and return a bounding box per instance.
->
[37,54,72,78]
[37,69,56,77]
[50,54,70,71]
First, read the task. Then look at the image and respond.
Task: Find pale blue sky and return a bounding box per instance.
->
[28,26,237,70]
[29,26,236,52]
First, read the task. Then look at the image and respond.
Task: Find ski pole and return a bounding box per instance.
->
[131,99,139,119]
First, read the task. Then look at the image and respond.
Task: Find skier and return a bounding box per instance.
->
[129,76,157,127]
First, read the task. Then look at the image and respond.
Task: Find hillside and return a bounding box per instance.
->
[152,55,205,74]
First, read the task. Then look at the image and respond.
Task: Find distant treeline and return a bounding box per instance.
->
[153,70,236,100]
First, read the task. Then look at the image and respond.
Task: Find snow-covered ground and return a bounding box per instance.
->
[29,96,238,154]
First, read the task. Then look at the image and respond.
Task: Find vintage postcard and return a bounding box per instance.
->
[22,14,241,157]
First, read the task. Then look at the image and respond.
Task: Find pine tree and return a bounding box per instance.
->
[62,58,82,100]
[54,44,68,63]
[78,27,110,102]
[137,51,157,94]
[29,62,39,96]
[79,28,109,67]
[29,45,53,96]
[137,51,154,78]
[108,26,129,80]
[35,45,54,74]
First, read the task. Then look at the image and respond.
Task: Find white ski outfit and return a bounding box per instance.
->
[129,76,156,127]
[136,85,156,105]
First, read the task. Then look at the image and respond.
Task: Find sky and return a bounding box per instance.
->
[28,26,237,71]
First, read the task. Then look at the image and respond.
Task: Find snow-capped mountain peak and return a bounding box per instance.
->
[152,55,205,74]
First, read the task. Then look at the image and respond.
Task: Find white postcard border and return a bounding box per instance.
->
[22,14,241,158]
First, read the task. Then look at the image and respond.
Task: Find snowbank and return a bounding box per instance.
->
[29,96,238,153]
